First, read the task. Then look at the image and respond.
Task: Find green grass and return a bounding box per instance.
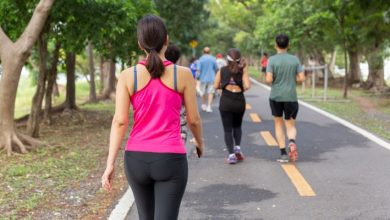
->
[15,76,97,118]
[1,100,115,218]
[82,101,115,113]
[248,66,390,142]
[0,142,105,215]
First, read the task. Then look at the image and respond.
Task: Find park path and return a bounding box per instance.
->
[126,80,390,220]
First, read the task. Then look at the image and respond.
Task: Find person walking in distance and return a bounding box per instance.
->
[216,53,227,70]
[165,43,189,143]
[266,34,305,163]
[101,15,204,220]
[198,47,218,112]
[260,52,268,81]
[214,48,250,164]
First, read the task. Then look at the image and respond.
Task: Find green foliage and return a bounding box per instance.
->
[202,0,263,55]
[198,17,235,56]
[154,0,209,54]
[0,0,40,41]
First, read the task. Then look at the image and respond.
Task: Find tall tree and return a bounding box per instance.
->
[27,31,49,137]
[87,41,97,102]
[154,0,209,54]
[0,0,55,156]
[359,0,390,92]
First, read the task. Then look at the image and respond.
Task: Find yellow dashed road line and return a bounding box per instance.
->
[249,113,261,123]
[281,164,316,197]
[246,104,252,109]
[260,131,278,146]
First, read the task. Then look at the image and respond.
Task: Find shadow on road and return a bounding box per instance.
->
[183,183,276,216]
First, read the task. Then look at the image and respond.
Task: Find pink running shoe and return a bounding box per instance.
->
[234,146,244,161]
[288,142,298,162]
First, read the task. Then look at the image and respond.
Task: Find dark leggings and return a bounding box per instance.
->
[124,151,188,220]
[219,110,245,154]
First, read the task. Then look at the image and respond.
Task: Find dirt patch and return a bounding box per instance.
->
[0,104,130,219]
[353,95,390,122]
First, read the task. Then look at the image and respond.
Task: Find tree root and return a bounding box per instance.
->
[0,130,46,156]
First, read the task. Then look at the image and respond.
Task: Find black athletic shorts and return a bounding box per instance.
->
[269,99,299,120]
[261,67,266,73]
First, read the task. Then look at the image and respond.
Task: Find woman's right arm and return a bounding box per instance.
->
[181,68,204,156]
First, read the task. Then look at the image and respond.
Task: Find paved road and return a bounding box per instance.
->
[127,81,390,220]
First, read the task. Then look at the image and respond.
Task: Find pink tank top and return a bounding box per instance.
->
[125,61,186,154]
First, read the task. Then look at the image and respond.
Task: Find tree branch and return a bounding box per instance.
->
[236,0,251,11]
[15,0,55,56]
[0,27,12,56]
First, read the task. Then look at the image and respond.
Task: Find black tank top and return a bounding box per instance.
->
[220,66,244,91]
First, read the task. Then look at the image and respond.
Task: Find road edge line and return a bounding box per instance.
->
[108,187,135,220]
[249,78,390,151]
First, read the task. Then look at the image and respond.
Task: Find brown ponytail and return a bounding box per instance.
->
[227,48,246,75]
[137,15,167,78]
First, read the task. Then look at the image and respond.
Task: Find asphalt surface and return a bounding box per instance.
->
[126,81,390,220]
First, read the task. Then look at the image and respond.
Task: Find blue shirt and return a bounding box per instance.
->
[190,61,197,78]
[198,54,217,83]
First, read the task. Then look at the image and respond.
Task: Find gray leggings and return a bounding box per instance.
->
[219,110,245,154]
[124,151,188,220]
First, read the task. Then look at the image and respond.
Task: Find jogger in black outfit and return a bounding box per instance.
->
[214,48,250,164]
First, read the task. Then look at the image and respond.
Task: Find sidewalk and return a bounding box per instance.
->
[125,80,390,219]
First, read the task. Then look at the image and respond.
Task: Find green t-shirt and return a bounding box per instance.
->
[266,52,303,102]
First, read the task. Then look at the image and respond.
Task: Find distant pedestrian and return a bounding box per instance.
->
[261,52,268,79]
[198,47,218,112]
[189,57,198,78]
[214,48,250,164]
[165,43,189,143]
[216,53,227,70]
[101,15,204,220]
[165,43,181,64]
[266,34,305,163]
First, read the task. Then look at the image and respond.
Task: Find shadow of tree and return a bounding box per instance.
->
[183,183,276,217]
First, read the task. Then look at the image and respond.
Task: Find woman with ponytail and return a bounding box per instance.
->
[214,48,250,164]
[101,15,204,220]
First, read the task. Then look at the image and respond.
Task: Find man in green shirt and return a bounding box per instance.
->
[266,34,305,163]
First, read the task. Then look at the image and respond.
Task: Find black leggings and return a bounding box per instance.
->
[124,151,188,220]
[219,111,245,154]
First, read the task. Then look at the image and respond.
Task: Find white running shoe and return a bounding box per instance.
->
[201,104,207,111]
[206,106,213,112]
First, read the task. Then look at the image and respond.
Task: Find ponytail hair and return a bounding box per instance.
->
[227,48,246,75]
[137,15,167,78]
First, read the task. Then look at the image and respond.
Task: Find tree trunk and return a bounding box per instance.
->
[101,57,116,99]
[27,33,48,137]
[64,52,77,110]
[87,41,97,102]
[348,50,361,84]
[99,56,104,93]
[328,49,336,79]
[343,48,348,98]
[0,0,54,156]
[44,42,61,123]
[365,47,387,92]
[52,80,59,96]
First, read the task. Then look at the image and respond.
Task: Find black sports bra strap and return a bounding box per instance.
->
[134,65,137,93]
[173,64,177,91]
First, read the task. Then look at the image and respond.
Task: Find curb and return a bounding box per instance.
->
[108,187,134,220]
[249,78,390,151]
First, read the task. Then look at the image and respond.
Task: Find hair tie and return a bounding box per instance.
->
[227,55,240,62]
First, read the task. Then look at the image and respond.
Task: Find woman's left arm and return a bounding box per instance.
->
[102,70,131,192]
[243,66,251,91]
